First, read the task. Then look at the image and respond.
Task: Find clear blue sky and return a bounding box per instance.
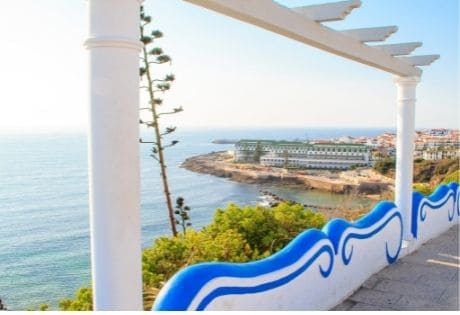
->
[0,0,458,133]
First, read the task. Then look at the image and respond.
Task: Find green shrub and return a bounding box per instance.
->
[413,183,434,196]
[441,170,460,184]
[186,229,253,263]
[59,287,92,311]
[204,204,279,256]
[373,158,395,175]
[412,159,458,183]
[142,228,252,288]
[142,236,188,287]
[39,304,49,311]
[205,202,326,255]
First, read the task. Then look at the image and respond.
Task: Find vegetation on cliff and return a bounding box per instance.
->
[373,158,459,195]
[374,158,458,183]
[59,202,326,310]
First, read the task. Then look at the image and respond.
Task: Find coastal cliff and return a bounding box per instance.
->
[181,151,393,194]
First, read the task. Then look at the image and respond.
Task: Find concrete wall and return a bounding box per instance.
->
[152,183,459,311]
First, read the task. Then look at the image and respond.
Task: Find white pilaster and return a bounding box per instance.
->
[394,76,420,242]
[84,0,143,310]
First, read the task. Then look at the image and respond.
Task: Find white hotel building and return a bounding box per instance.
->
[234,140,370,170]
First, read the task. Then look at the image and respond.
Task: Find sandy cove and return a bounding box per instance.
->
[181,151,394,194]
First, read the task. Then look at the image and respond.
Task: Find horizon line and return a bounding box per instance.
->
[1,126,459,136]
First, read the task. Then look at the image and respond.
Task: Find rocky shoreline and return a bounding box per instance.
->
[181,151,393,194]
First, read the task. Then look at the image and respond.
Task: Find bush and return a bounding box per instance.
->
[413,183,434,196]
[413,159,459,183]
[59,202,326,310]
[205,202,326,255]
[142,228,252,288]
[373,158,395,175]
[204,204,279,256]
[142,236,188,287]
[59,287,92,311]
[434,159,458,176]
[39,304,49,311]
[441,170,460,184]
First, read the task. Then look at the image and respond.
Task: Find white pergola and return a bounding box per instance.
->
[84,0,438,310]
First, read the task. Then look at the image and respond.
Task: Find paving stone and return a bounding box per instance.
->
[424,236,448,246]
[361,274,381,289]
[444,226,459,240]
[395,295,451,311]
[377,262,421,283]
[439,282,460,310]
[421,231,459,246]
[408,246,459,263]
[429,253,460,266]
[396,261,456,282]
[416,275,457,289]
[401,249,440,266]
[348,288,402,309]
[349,302,390,311]
[450,230,459,242]
[421,242,460,255]
[330,300,355,311]
[374,278,445,302]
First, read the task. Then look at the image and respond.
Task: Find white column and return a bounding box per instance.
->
[394,76,420,241]
[84,0,143,310]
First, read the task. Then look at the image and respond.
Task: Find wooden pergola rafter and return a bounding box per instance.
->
[185,0,439,75]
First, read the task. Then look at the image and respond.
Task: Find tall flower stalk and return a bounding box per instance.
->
[139,6,183,237]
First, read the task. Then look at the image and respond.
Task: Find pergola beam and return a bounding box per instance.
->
[184,0,422,76]
[341,26,398,42]
[397,55,440,66]
[292,0,361,22]
[373,42,422,56]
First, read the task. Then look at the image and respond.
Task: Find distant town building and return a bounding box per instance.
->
[422,150,443,161]
[338,136,354,144]
[429,128,449,137]
[411,129,460,160]
[234,140,370,170]
[422,148,460,161]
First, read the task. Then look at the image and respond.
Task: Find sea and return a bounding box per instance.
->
[0,127,392,310]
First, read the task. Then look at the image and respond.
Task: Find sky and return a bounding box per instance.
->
[0,0,458,134]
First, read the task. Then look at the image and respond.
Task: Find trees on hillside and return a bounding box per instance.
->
[282,149,290,169]
[253,141,263,163]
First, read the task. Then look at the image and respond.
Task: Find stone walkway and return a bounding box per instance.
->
[332,225,459,311]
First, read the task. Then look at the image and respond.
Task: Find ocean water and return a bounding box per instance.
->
[0,127,391,310]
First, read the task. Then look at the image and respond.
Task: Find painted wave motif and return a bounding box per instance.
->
[153,201,402,311]
[411,182,459,239]
[324,201,402,265]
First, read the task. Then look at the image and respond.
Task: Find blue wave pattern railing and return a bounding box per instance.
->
[153,201,402,311]
[411,182,459,244]
[153,182,459,311]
